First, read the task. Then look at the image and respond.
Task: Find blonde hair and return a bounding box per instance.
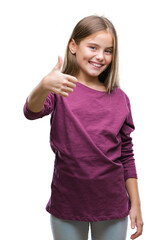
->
[62,15,120,94]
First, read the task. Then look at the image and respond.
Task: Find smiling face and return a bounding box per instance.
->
[69,30,114,83]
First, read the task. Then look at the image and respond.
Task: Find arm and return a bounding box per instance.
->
[126,178,144,239]
[120,95,143,239]
[27,80,50,113]
[126,178,140,206]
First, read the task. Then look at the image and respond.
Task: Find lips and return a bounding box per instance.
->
[89,61,104,68]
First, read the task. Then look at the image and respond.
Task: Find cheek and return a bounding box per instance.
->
[108,54,113,62]
[106,56,112,65]
[76,50,89,62]
[75,53,83,65]
[83,51,93,61]
[103,56,112,71]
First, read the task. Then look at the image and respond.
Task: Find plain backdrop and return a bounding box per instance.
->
[0,0,166,239]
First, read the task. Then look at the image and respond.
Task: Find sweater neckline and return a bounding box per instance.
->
[76,81,108,94]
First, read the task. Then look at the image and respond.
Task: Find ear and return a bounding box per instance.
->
[69,38,77,54]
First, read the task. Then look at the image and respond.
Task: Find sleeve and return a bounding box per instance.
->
[23,92,56,120]
[120,95,138,181]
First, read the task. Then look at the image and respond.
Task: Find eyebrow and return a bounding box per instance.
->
[88,42,113,48]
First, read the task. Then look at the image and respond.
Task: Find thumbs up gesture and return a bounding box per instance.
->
[41,56,78,97]
[53,56,63,71]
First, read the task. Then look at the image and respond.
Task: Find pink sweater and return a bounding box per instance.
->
[23,82,137,222]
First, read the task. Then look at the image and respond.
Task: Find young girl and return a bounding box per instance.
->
[23,15,143,240]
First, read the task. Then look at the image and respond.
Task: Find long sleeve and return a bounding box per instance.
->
[23,92,56,120]
[120,96,138,181]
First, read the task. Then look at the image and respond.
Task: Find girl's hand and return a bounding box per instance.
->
[129,205,144,239]
[41,56,78,97]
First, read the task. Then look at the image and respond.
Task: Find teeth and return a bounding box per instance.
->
[91,62,102,67]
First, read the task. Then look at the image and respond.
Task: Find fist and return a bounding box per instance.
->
[42,56,78,97]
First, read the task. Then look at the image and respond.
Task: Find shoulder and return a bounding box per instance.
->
[113,86,130,103]
[112,86,132,116]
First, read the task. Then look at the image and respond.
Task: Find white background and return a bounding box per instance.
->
[0,0,166,239]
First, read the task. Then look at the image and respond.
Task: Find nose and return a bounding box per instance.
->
[96,50,104,61]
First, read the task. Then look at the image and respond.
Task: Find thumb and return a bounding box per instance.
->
[54,56,63,71]
[131,217,136,229]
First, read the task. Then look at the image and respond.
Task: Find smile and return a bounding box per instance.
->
[89,61,104,69]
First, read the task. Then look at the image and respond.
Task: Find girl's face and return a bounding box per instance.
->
[69,30,114,82]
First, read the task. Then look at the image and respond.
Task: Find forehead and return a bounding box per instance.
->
[82,30,114,46]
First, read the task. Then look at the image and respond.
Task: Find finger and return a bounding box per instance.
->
[130,230,141,240]
[130,222,143,239]
[58,79,76,90]
[60,92,69,97]
[51,87,69,97]
[64,80,77,90]
[130,231,137,239]
[53,56,63,71]
[65,74,78,83]
[61,84,74,93]
[136,221,143,236]
[131,217,136,230]
[51,83,73,97]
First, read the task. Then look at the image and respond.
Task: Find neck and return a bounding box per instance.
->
[76,72,107,92]
[76,72,102,87]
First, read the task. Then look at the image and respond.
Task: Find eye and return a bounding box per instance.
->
[89,46,96,50]
[105,49,113,54]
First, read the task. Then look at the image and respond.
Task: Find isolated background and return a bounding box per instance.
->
[0,0,166,239]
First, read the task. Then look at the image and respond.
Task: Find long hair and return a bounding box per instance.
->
[62,15,120,94]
